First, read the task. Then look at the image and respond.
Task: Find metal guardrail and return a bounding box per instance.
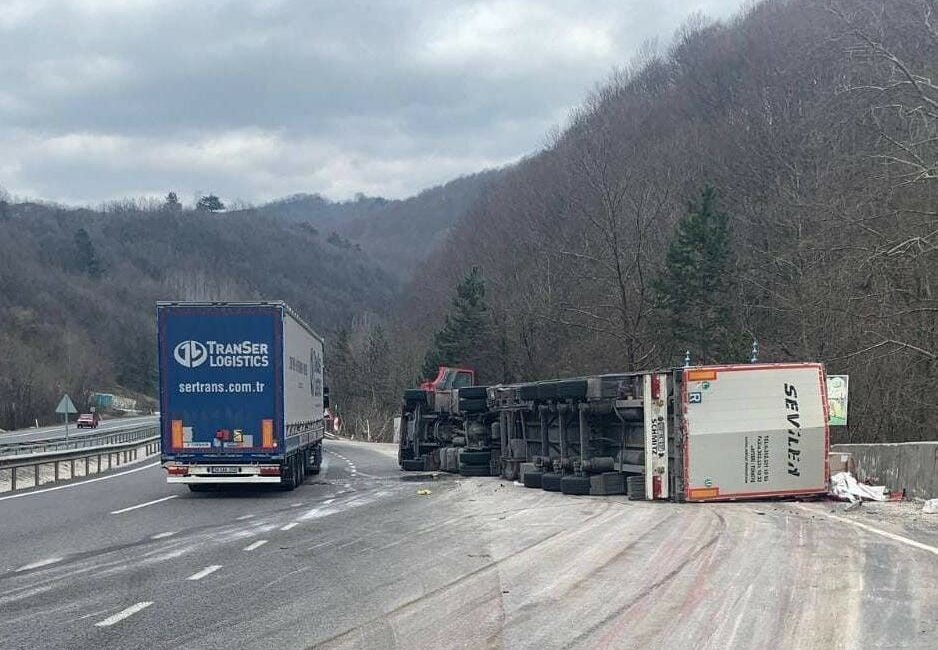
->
[0,426,161,493]
[0,425,158,457]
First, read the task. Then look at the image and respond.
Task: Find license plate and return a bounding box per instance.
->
[210,466,240,474]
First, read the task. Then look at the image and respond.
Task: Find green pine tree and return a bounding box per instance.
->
[654,186,742,363]
[74,227,103,278]
[421,266,493,380]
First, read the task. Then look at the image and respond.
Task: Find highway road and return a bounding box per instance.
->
[0,415,159,445]
[1,439,936,649]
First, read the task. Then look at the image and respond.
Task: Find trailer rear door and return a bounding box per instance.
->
[682,364,829,501]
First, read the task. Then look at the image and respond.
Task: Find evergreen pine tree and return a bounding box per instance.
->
[74,227,103,278]
[654,186,741,363]
[421,266,493,380]
[164,191,182,212]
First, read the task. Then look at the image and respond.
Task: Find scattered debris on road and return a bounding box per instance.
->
[923,499,938,514]
[416,489,432,496]
[829,471,886,502]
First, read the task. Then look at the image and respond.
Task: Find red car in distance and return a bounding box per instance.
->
[76,412,100,428]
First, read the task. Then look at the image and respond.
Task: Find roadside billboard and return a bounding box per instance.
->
[826,375,848,426]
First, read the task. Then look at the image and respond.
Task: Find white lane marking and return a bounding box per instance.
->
[281,522,299,531]
[187,565,222,581]
[244,540,268,551]
[95,601,153,627]
[110,495,178,515]
[151,531,176,539]
[803,506,938,556]
[236,514,255,520]
[15,557,64,572]
[291,502,303,507]
[0,462,161,502]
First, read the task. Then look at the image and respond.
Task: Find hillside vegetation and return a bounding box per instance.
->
[398,0,938,443]
[241,171,498,279]
[0,201,397,430]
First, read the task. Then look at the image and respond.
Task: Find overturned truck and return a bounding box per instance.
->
[399,363,830,502]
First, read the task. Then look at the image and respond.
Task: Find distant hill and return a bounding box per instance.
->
[0,201,397,429]
[242,170,500,278]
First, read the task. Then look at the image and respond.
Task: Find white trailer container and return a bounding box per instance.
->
[675,363,829,501]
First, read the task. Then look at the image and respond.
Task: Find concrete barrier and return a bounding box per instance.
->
[831,442,938,500]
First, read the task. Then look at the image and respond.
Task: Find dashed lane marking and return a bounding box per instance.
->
[110,495,179,515]
[15,557,64,572]
[244,540,268,551]
[94,601,153,627]
[187,565,222,581]
[151,531,176,539]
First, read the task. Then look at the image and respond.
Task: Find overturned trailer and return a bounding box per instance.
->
[400,363,830,502]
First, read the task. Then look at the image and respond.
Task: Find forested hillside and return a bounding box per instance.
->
[0,200,397,430]
[242,171,499,278]
[393,0,938,443]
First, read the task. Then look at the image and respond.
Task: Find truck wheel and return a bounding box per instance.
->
[540,473,563,492]
[522,471,543,488]
[309,443,322,475]
[188,485,208,493]
[459,451,491,466]
[627,475,646,500]
[561,475,591,495]
[458,464,491,477]
[401,458,425,471]
[280,457,297,491]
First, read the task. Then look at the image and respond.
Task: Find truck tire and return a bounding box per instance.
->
[188,484,209,492]
[627,475,646,500]
[459,464,491,477]
[522,470,543,488]
[457,386,487,400]
[280,457,297,491]
[540,472,563,492]
[458,451,491,466]
[458,398,487,413]
[401,458,425,471]
[404,389,428,405]
[561,475,591,495]
[309,443,322,475]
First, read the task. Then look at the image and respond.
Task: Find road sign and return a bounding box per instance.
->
[55,394,77,415]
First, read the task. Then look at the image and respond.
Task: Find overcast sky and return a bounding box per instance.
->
[0,0,743,206]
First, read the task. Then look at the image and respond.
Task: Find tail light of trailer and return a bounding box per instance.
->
[171,420,184,449]
[261,419,276,448]
[259,466,281,476]
[651,375,661,400]
[167,466,188,476]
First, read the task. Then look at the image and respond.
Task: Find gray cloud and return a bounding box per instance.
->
[0,0,743,205]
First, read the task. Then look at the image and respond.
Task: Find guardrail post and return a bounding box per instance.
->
[70,459,75,479]
[11,468,16,491]
[34,464,40,487]
[54,461,60,482]
[85,457,90,476]
[108,453,112,469]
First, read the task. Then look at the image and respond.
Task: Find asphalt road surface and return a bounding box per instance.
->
[1,439,936,649]
[0,415,158,445]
